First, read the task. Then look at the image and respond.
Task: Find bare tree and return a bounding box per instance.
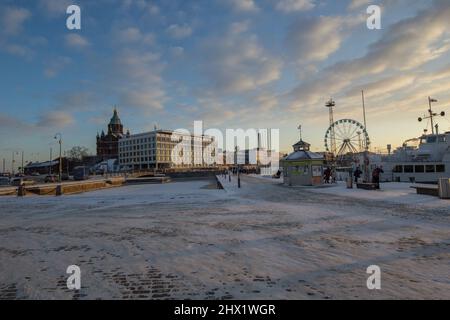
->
[67,146,90,160]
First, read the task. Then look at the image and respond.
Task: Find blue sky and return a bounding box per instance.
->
[1,0,450,168]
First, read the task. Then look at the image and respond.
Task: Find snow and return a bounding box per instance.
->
[0,176,449,300]
[308,181,450,209]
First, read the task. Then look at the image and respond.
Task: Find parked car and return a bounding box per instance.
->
[73,166,89,181]
[10,178,35,187]
[0,177,10,186]
[44,175,57,183]
[31,172,41,176]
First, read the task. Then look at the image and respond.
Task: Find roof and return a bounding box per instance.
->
[25,160,59,169]
[283,150,324,161]
[292,139,311,152]
[109,109,122,126]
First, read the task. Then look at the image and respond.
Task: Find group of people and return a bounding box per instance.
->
[353,166,384,188]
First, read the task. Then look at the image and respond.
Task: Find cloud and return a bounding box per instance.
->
[2,43,32,58]
[170,46,185,57]
[227,0,259,12]
[347,0,371,11]
[166,24,193,39]
[0,6,31,35]
[65,34,90,49]
[275,0,315,13]
[286,15,363,63]
[199,25,283,94]
[44,56,72,78]
[112,48,167,112]
[37,111,75,128]
[116,27,155,45]
[288,1,450,110]
[38,0,72,17]
[121,0,160,15]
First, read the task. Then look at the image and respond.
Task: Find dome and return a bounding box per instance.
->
[109,109,122,126]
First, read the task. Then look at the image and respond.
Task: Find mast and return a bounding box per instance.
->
[325,99,336,156]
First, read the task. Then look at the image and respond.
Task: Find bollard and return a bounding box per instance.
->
[438,178,450,199]
[346,177,353,189]
[56,184,63,196]
[17,185,26,197]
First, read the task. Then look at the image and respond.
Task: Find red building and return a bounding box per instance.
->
[96,109,126,160]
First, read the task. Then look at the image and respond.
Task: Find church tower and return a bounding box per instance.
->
[96,108,125,161]
[108,108,123,135]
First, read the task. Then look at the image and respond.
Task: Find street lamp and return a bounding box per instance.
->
[54,133,62,182]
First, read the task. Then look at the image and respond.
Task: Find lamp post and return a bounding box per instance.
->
[11,151,15,175]
[54,133,62,182]
[21,151,24,175]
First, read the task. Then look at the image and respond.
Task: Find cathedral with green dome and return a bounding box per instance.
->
[96,109,127,160]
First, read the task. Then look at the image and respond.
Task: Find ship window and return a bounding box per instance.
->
[415,165,425,173]
[426,136,437,143]
[436,165,445,172]
[404,165,414,173]
[393,165,403,173]
[426,165,435,173]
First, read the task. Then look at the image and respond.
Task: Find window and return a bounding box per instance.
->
[393,165,403,173]
[415,165,424,173]
[426,136,437,143]
[426,165,435,173]
[404,165,414,173]
[436,165,445,173]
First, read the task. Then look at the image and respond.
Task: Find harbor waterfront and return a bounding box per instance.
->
[0,175,449,299]
[2,0,450,305]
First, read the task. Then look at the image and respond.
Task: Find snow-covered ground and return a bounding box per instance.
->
[308,181,450,209]
[0,176,449,300]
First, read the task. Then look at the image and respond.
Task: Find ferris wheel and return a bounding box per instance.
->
[324,119,370,158]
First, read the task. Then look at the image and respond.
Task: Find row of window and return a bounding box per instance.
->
[393,164,446,174]
[120,134,213,146]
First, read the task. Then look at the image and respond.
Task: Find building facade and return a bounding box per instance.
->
[96,109,126,160]
[118,130,217,170]
[282,140,325,186]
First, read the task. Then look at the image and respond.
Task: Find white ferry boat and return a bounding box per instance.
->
[375,132,450,183]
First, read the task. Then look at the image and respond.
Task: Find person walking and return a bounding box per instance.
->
[324,167,331,184]
[354,167,362,183]
[372,166,384,189]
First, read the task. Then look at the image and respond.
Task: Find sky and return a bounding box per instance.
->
[1,0,450,169]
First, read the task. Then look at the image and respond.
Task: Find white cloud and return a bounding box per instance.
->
[37,111,74,128]
[347,0,371,11]
[227,0,259,12]
[112,49,167,112]
[38,0,72,16]
[170,46,185,57]
[286,15,363,63]
[44,56,72,78]
[117,27,155,45]
[200,28,283,94]
[166,24,193,39]
[1,6,31,35]
[65,34,90,49]
[275,0,315,13]
[288,1,450,111]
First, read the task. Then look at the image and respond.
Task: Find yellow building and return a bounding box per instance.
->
[282,140,325,186]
